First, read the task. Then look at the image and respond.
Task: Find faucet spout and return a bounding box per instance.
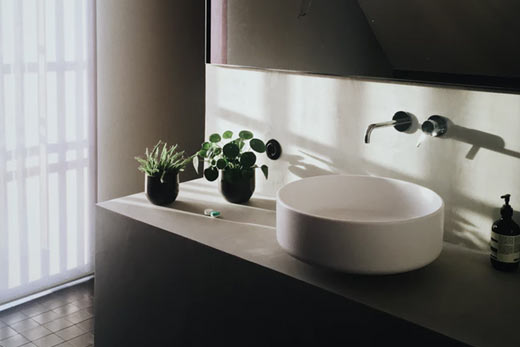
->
[365,120,397,143]
[364,112,413,144]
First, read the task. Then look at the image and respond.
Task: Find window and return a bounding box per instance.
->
[0,0,96,304]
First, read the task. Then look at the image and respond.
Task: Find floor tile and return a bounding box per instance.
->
[53,343,74,347]
[49,305,79,319]
[18,304,48,318]
[0,312,28,325]
[0,333,30,347]
[81,308,92,317]
[42,319,74,334]
[61,310,92,325]
[57,295,86,306]
[10,319,40,333]
[54,326,85,342]
[19,326,52,341]
[31,312,62,325]
[73,319,92,333]
[0,326,18,340]
[65,333,93,347]
[67,300,90,311]
[36,300,69,312]
[0,280,93,347]
[32,334,63,347]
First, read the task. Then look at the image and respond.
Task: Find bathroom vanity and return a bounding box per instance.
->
[95,179,520,347]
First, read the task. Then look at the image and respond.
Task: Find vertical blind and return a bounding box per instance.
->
[0,0,96,305]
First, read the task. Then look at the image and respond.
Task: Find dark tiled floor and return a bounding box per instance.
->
[0,280,94,347]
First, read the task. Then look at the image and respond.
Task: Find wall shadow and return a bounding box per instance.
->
[446,123,520,160]
[212,108,497,250]
[285,153,337,178]
[289,149,491,250]
[205,67,515,252]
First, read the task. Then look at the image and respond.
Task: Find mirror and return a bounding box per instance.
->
[208,0,520,92]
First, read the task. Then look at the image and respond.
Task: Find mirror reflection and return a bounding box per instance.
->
[209,0,520,91]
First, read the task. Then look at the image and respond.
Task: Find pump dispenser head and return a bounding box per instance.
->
[500,194,513,219]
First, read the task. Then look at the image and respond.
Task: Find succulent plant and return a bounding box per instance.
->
[194,130,268,183]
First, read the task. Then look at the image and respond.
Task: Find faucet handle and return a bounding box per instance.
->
[393,111,413,132]
[421,115,448,137]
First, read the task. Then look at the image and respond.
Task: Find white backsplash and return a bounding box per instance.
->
[206,64,520,252]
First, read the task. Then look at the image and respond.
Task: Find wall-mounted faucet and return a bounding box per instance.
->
[421,115,448,137]
[364,111,413,144]
[417,115,448,147]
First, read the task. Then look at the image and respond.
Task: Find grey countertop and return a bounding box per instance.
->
[98,178,520,347]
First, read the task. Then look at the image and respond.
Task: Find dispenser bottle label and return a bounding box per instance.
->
[490,232,520,263]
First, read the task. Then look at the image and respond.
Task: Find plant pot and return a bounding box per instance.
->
[145,172,179,206]
[219,172,255,204]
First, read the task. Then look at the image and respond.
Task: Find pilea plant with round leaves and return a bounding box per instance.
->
[194,130,268,183]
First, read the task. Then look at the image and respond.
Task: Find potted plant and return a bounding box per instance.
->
[194,130,268,203]
[135,141,192,206]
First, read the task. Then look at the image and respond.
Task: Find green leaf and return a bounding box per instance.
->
[216,158,227,170]
[240,151,256,167]
[209,133,221,143]
[249,138,266,153]
[198,149,207,157]
[239,130,253,140]
[204,167,219,181]
[261,165,268,179]
[192,155,199,174]
[202,142,211,150]
[222,130,233,139]
[223,143,240,159]
[135,140,190,177]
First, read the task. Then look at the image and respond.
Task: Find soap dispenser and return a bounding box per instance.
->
[490,194,520,271]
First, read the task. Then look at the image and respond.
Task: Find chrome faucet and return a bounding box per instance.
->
[364,111,413,144]
[416,115,448,147]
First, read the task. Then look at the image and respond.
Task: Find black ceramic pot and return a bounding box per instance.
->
[145,172,179,206]
[219,172,255,204]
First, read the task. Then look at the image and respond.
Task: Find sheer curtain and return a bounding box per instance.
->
[0,0,96,305]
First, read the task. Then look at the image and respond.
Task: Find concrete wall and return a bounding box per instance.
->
[97,0,205,202]
[206,64,520,252]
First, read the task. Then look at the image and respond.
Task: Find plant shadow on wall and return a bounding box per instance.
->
[213,107,520,251]
[286,125,520,251]
[209,67,520,252]
[286,148,490,250]
[284,153,337,178]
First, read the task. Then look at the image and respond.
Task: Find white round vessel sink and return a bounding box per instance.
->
[276,175,444,274]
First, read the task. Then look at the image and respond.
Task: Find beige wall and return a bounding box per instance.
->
[206,64,520,252]
[97,0,205,202]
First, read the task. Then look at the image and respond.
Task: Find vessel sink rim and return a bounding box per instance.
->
[276,174,444,225]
